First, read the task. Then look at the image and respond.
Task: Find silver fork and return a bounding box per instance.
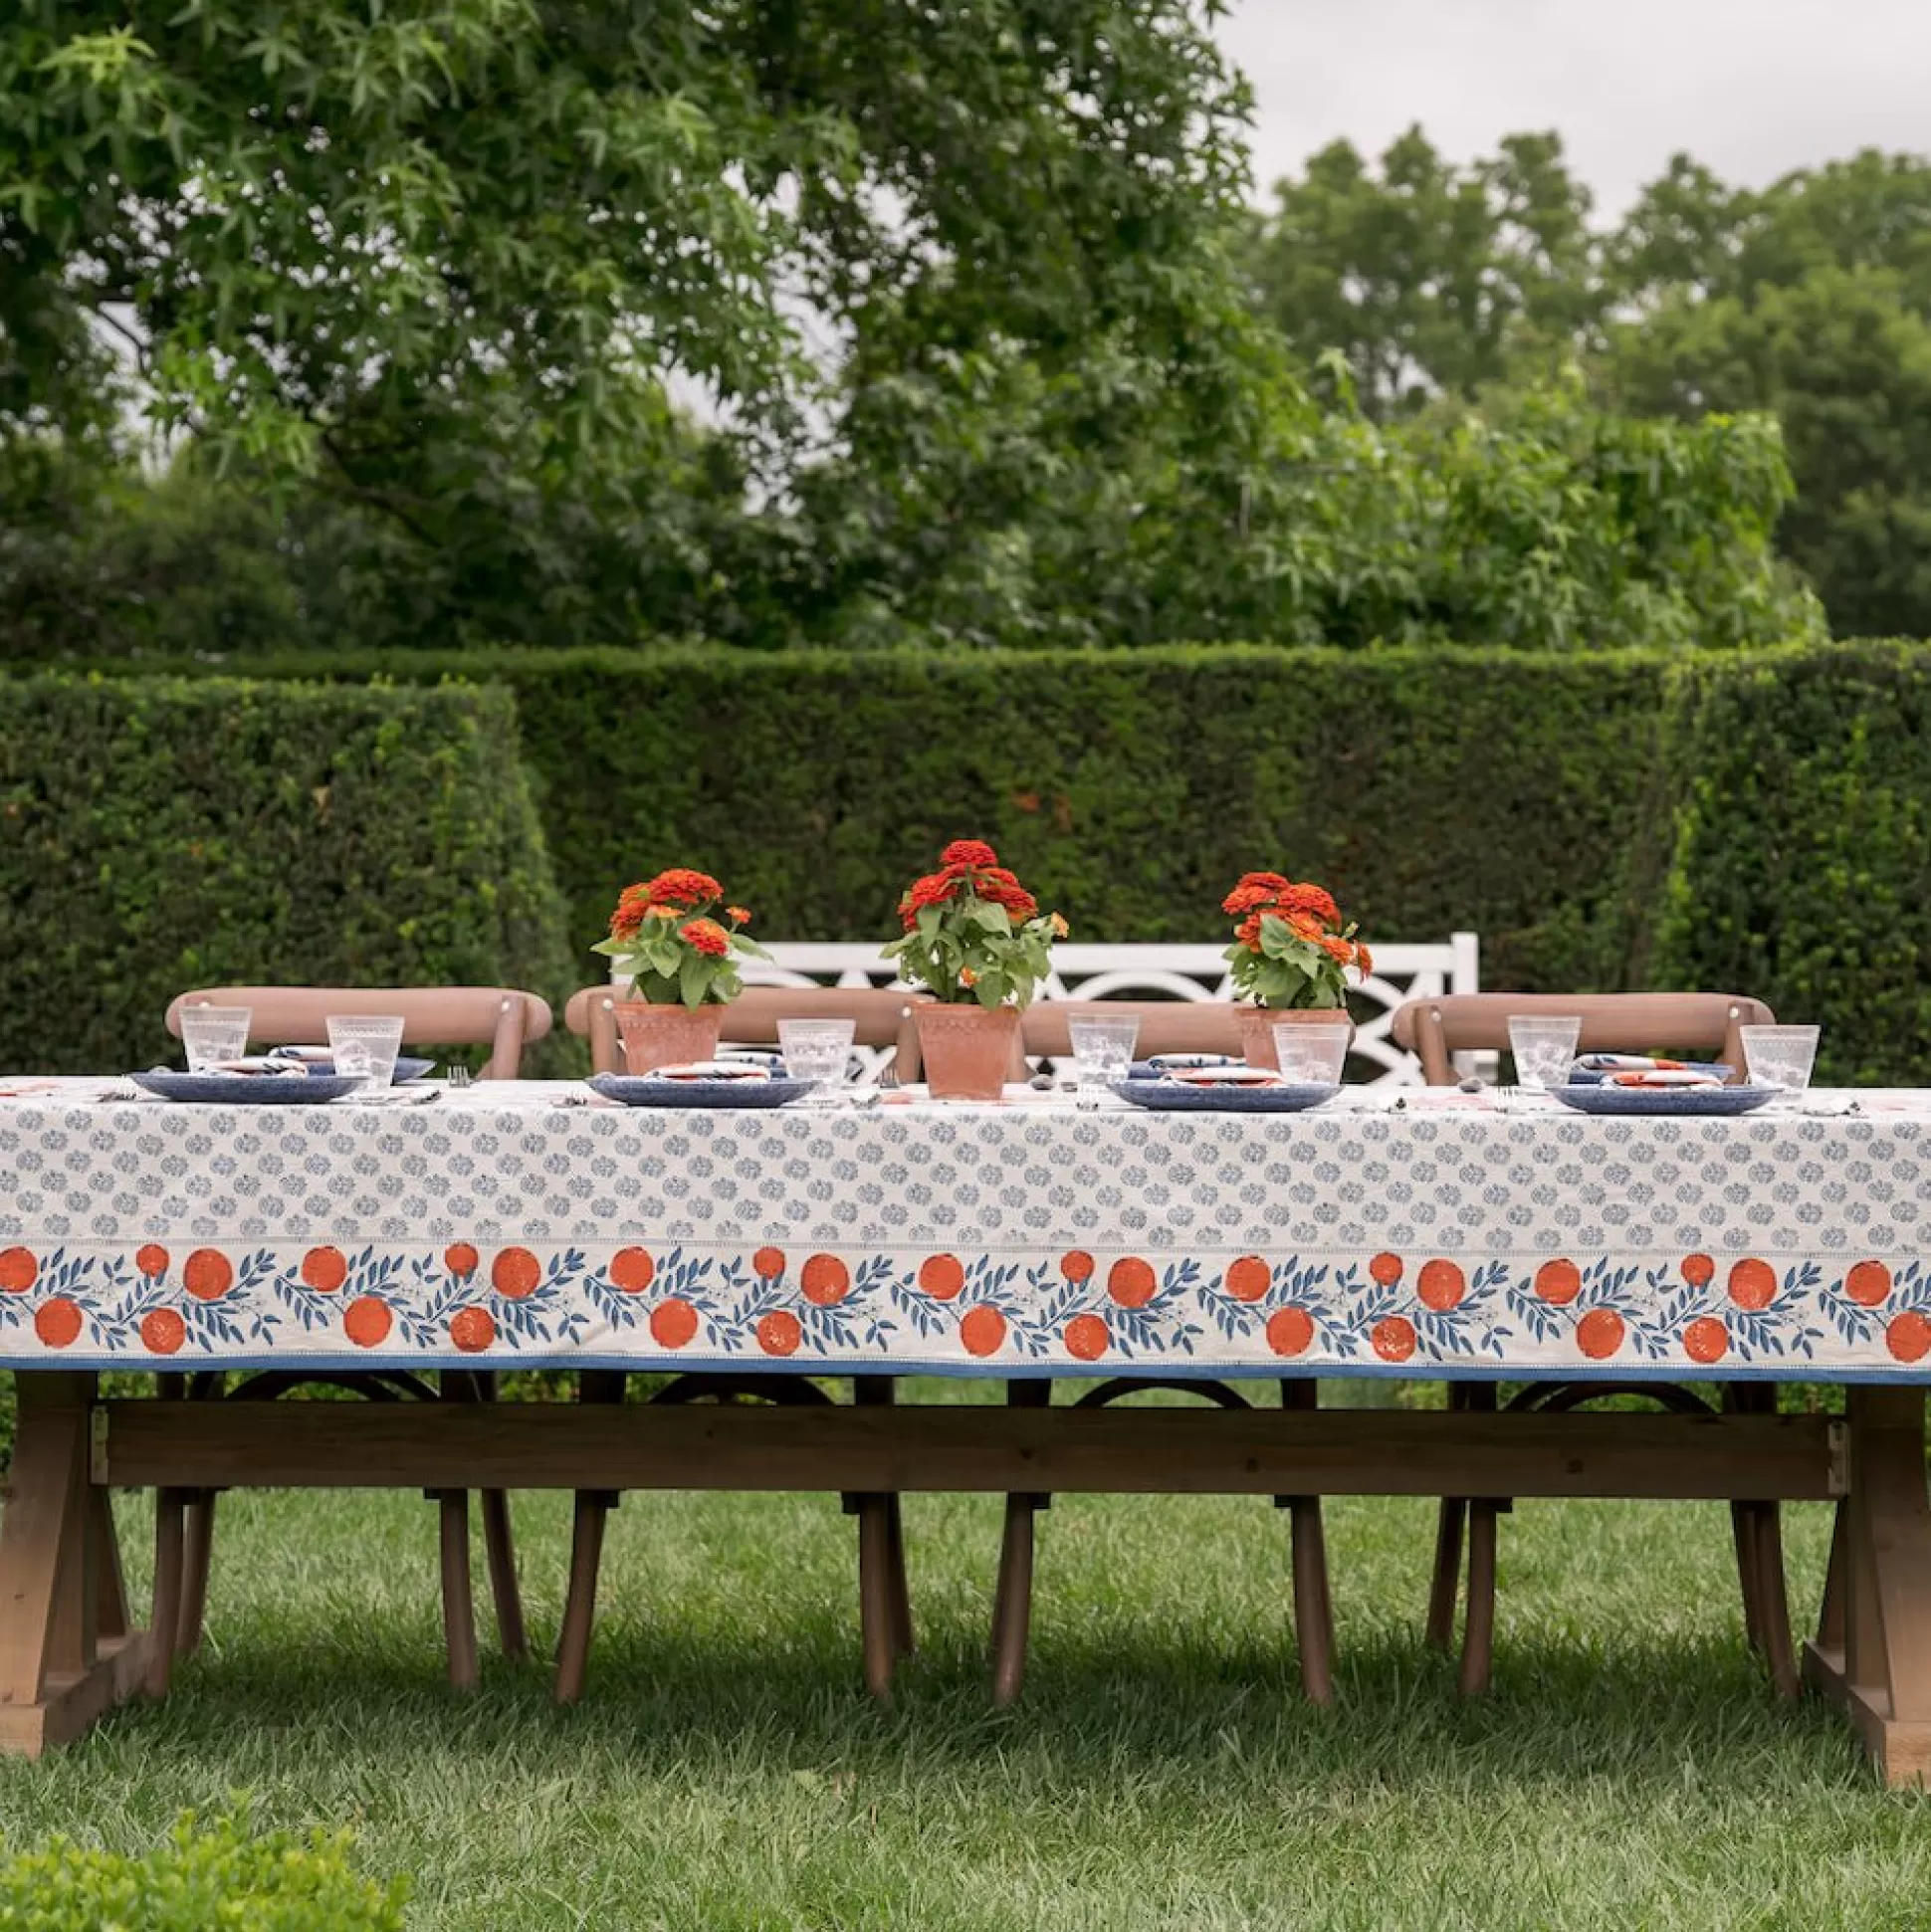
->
[447,1065,472,1090]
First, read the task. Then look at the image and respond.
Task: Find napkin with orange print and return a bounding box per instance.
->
[1572,1054,1729,1089]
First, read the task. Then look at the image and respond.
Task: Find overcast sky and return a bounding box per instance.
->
[1217,0,1931,217]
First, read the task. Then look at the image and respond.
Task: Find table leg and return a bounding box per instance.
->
[0,1375,149,1754]
[1803,1390,1931,1785]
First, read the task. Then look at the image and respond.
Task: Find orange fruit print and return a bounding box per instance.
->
[134,1243,169,1279]
[0,1248,36,1295]
[1534,1259,1581,1306]
[1063,1313,1110,1361]
[492,1248,541,1299]
[800,1255,851,1306]
[1845,1260,1893,1307]
[1372,1315,1416,1362]
[1576,1308,1624,1360]
[1681,1253,1715,1288]
[445,1242,479,1278]
[1368,1251,1402,1287]
[609,1247,656,1294]
[1060,1250,1095,1283]
[960,1305,1006,1357]
[1417,1259,1465,1311]
[756,1310,803,1357]
[1223,1256,1271,1303]
[1683,1316,1730,1364]
[1726,1259,1777,1310]
[1107,1258,1157,1308]
[752,1246,786,1279]
[301,1245,347,1293]
[140,1308,186,1355]
[343,1296,393,1348]
[649,1299,699,1349]
[1887,1311,1931,1364]
[182,1249,233,1302]
[449,1306,496,1353]
[918,1254,965,1301]
[34,1299,82,1349]
[1266,1307,1314,1357]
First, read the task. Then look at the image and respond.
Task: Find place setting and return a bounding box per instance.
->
[126,1008,440,1105]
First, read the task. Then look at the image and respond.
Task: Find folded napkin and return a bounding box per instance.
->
[651,1061,769,1083]
[1148,1053,1240,1072]
[205,1057,308,1078]
[1573,1053,1733,1088]
[269,1044,334,1067]
[1169,1065,1285,1088]
[1605,1067,1725,1090]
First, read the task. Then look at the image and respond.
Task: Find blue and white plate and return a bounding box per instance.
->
[1549,1083,1775,1117]
[587,1074,815,1109]
[131,1071,369,1105]
[1118,1079,1339,1114]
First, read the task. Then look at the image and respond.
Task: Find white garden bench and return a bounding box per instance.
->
[740,936,1480,1089]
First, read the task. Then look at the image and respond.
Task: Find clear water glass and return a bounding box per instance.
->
[326,1014,405,1087]
[777,1018,856,1106]
[1740,1024,1821,1101]
[1507,1015,1582,1093]
[1271,1020,1351,1087]
[1067,1015,1141,1110]
[179,1004,252,1072]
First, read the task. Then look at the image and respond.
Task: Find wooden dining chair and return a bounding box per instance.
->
[990,998,1337,1708]
[552,982,930,1703]
[1389,990,1791,1698]
[150,985,554,1696]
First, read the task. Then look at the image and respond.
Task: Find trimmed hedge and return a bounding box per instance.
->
[133,644,1678,995]
[23,639,1930,1084]
[1652,639,1931,1085]
[0,675,573,1073]
[0,1812,407,1927]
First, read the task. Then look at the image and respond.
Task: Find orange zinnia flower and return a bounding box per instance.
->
[680,918,731,958]
[726,905,751,926]
[645,867,724,908]
[941,839,999,870]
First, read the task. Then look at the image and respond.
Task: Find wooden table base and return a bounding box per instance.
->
[7,1379,1927,1779]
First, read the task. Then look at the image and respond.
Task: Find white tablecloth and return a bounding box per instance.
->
[1,1081,1926,1380]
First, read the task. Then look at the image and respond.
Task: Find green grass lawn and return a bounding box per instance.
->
[0,1386,1923,1929]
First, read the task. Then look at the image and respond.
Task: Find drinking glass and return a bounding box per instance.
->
[1067,1015,1141,1110]
[326,1014,406,1087]
[777,1018,856,1106]
[1507,1015,1582,1093]
[1271,1020,1351,1087]
[1740,1024,1821,1100]
[179,1004,252,1072]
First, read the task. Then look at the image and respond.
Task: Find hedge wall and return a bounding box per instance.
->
[0,675,573,1073]
[25,640,1928,1084]
[1651,639,1931,1085]
[150,644,1678,996]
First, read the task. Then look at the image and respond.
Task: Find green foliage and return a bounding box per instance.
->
[592,876,766,1008]
[0,1809,406,1928]
[879,846,1063,1008]
[1244,134,1931,638]
[160,642,1677,1002]
[0,673,572,1073]
[1649,640,1931,1085]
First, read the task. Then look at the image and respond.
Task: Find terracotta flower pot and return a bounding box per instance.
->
[914,1003,1021,1102]
[1236,1004,1356,1072]
[614,1000,725,1074]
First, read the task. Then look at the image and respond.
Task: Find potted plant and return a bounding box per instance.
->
[880,839,1067,1100]
[591,869,766,1072]
[1220,871,1373,1069]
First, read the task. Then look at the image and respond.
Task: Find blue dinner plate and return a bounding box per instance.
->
[1118,1079,1339,1114]
[587,1074,815,1109]
[130,1071,369,1105]
[1548,1083,1775,1117]
[268,1053,436,1084]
